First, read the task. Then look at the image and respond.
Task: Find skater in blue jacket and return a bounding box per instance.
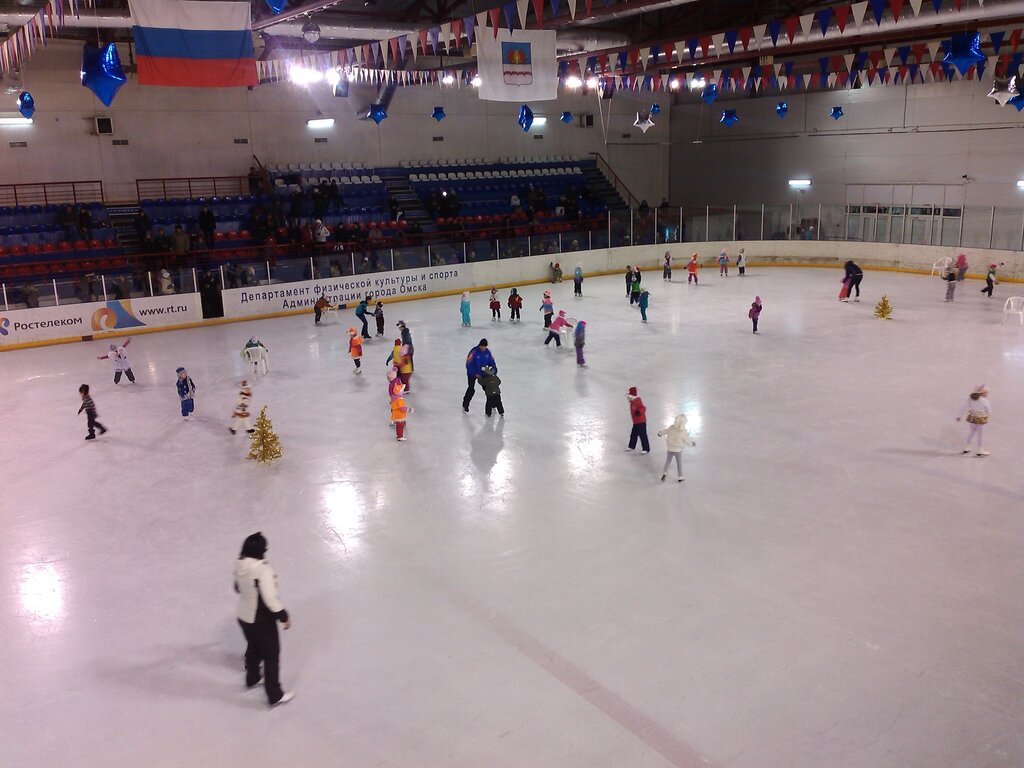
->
[176,367,196,419]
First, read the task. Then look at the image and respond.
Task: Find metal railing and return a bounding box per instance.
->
[0,181,105,207]
[136,176,251,201]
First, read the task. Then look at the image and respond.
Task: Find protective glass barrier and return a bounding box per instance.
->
[632,210,656,245]
[763,206,791,240]
[960,207,993,249]
[655,207,682,244]
[735,206,761,241]
[681,207,705,242]
[992,208,1024,251]
[707,208,733,241]
[608,209,631,248]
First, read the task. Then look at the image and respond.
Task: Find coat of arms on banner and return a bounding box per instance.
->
[502,42,533,86]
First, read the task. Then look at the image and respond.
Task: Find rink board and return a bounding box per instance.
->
[0,295,202,347]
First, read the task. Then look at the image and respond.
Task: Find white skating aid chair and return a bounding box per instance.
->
[931,256,952,276]
[1001,296,1024,326]
[243,346,269,376]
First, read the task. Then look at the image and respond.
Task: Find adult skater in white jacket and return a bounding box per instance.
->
[97,338,135,384]
[234,532,294,706]
[657,414,696,482]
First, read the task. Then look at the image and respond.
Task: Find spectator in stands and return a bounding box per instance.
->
[134,209,151,242]
[76,274,98,303]
[250,207,269,243]
[388,194,399,221]
[368,224,383,244]
[170,224,191,257]
[77,205,93,239]
[659,197,669,209]
[139,230,156,255]
[20,282,39,309]
[311,184,327,220]
[197,205,216,250]
[112,275,132,300]
[312,219,329,244]
[288,189,304,221]
[158,269,175,295]
[638,199,650,217]
[426,191,440,217]
[328,179,341,211]
[152,227,171,253]
[510,193,521,210]
[59,205,76,240]
[248,166,262,195]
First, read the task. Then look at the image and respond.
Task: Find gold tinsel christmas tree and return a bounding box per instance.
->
[874,294,893,320]
[246,406,282,464]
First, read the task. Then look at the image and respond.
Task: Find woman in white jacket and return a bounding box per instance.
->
[234,532,294,706]
[657,414,696,482]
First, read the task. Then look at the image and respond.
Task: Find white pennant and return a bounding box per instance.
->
[774,62,783,76]
[828,72,837,88]
[410,36,417,60]
[799,13,814,40]
[927,40,941,62]
[754,76,762,90]
[567,0,577,18]
[711,32,724,56]
[883,47,896,66]
[440,22,451,51]
[909,0,923,14]
[638,46,650,70]
[675,41,687,63]
[381,39,389,68]
[844,53,855,72]
[740,65,751,81]
[516,0,529,29]
[752,23,766,50]
[851,1,869,28]
[476,11,488,37]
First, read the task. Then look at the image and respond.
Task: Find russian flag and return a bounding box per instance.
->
[129,0,257,88]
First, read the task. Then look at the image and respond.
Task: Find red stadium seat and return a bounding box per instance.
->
[59,241,73,251]
[88,239,103,249]
[10,245,26,256]
[73,240,87,250]
[215,231,226,241]
[43,242,57,253]
[104,237,117,248]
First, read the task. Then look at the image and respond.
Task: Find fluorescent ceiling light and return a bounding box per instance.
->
[531,116,547,128]
[1017,180,1024,189]
[306,118,335,129]
[788,178,812,188]
[0,114,31,126]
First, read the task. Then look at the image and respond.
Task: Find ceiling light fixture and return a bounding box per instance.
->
[306,117,335,129]
[301,18,321,44]
[788,178,812,188]
[690,77,706,90]
[470,74,482,87]
[565,75,583,89]
[442,72,455,85]
[0,115,31,126]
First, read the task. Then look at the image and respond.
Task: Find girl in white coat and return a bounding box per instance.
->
[956,385,990,456]
[657,413,696,482]
[97,338,135,384]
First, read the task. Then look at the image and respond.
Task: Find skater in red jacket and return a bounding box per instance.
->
[625,386,650,453]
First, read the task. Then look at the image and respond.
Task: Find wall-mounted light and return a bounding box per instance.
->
[1017,180,1024,189]
[531,116,547,128]
[669,78,681,90]
[289,65,324,85]
[470,74,481,87]
[0,113,31,126]
[301,18,321,43]
[441,72,455,85]
[585,76,599,89]
[564,75,583,89]
[306,117,335,129]
[788,179,812,188]
[689,78,706,90]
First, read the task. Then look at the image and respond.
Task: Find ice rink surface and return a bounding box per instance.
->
[2,267,1022,768]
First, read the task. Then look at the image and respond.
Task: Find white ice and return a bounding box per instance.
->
[1,268,1022,768]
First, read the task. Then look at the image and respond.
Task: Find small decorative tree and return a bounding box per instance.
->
[246,406,282,464]
[874,294,893,320]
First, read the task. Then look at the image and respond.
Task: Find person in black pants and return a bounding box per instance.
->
[625,386,650,453]
[624,265,633,297]
[234,532,294,707]
[78,384,107,440]
[463,339,496,413]
[843,260,863,302]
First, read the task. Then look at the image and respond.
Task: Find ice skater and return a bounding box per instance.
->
[387,337,412,392]
[313,295,336,324]
[489,288,501,321]
[625,386,650,454]
[508,288,522,323]
[460,292,472,326]
[737,249,746,276]
[657,414,696,482]
[230,380,254,434]
[629,273,642,306]
[573,264,584,297]
[479,365,504,417]
[662,252,672,281]
[242,336,269,375]
[397,320,414,371]
[545,310,573,346]
[843,260,863,302]
[374,300,386,337]
[956,384,990,456]
[390,382,412,440]
[955,253,968,281]
[624,265,634,297]
[749,295,762,333]
[718,249,729,276]
[687,254,699,285]
[638,289,650,323]
[97,338,135,384]
[234,532,294,707]
[78,384,107,440]
[176,367,196,419]
[348,328,363,374]
[354,295,372,339]
[574,320,587,367]
[944,269,957,302]
[463,339,496,413]
[981,264,998,297]
[540,291,554,328]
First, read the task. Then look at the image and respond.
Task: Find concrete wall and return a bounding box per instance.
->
[2,41,670,203]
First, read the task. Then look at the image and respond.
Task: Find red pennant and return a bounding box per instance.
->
[953,0,961,8]
[699,36,711,58]
[929,61,940,77]
[1009,28,1022,50]
[866,67,876,84]
[488,7,501,37]
[652,75,661,90]
[835,5,850,32]
[911,43,925,61]
[784,16,798,43]
[451,18,462,44]
[597,53,608,72]
[418,28,428,54]
[830,54,844,72]
[810,73,820,88]
[389,37,399,62]
[627,48,639,68]
[585,0,592,16]
[739,27,752,50]
[531,0,545,27]
[869,49,882,67]
[898,65,908,81]
[889,0,903,22]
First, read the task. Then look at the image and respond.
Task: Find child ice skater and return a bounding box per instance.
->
[313,295,336,324]
[718,249,729,276]
[662,252,672,281]
[508,288,522,323]
[390,382,412,441]
[78,384,107,440]
[625,386,650,454]
[687,254,699,285]
[489,288,501,321]
[176,367,196,419]
[460,292,471,326]
[348,327,363,374]
[545,310,572,346]
[624,265,634,297]
[230,380,254,434]
[574,320,586,367]
[737,249,746,276]
[479,365,504,417]
[657,414,696,482]
[638,289,650,323]
[629,274,642,306]
[956,384,990,456]
[388,338,413,392]
[944,269,957,302]
[981,264,998,297]
[242,336,269,375]
[749,295,762,333]
[573,264,583,297]
[374,300,385,337]
[97,338,135,384]
[540,291,554,328]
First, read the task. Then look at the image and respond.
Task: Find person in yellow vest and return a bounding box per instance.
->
[387,338,413,392]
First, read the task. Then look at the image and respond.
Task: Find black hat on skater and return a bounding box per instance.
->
[478,338,488,347]
[239,532,268,559]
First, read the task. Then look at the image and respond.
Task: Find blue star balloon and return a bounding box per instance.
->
[1007,94,1024,112]
[431,106,446,122]
[559,111,573,124]
[829,105,844,120]
[720,109,739,127]
[367,104,387,124]
[518,104,534,132]
[776,101,789,118]
[265,0,286,12]
[81,42,127,107]
[17,91,34,119]
[649,103,661,115]
[700,83,718,104]
[943,31,985,76]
